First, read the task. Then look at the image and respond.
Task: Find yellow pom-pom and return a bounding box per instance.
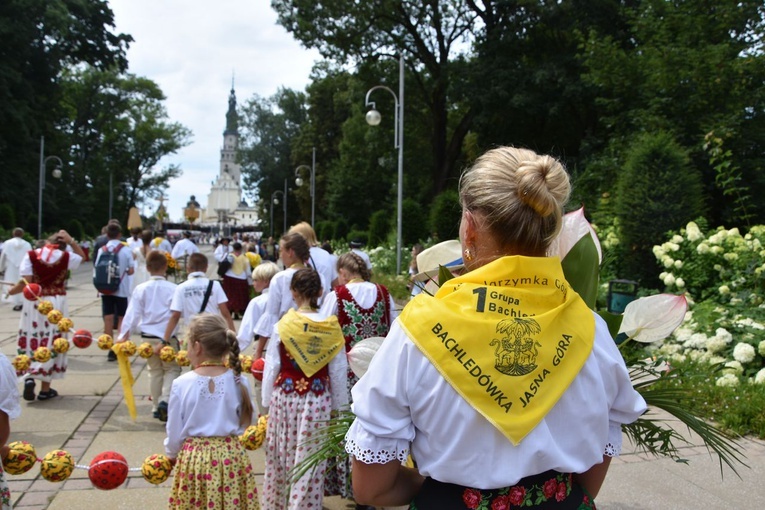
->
[57,317,73,333]
[116,341,137,356]
[46,310,63,325]
[37,300,54,316]
[239,415,268,450]
[52,337,70,354]
[40,449,74,482]
[175,350,190,367]
[97,334,113,351]
[239,354,253,372]
[141,453,173,485]
[34,347,51,363]
[12,354,31,372]
[137,342,154,359]
[159,345,176,363]
[2,440,37,475]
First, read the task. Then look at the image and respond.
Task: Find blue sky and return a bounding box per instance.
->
[110,0,321,222]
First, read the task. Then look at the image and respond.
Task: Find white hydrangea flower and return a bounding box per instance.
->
[758,340,765,357]
[673,326,693,343]
[736,318,765,330]
[663,256,675,268]
[711,246,724,255]
[709,355,727,365]
[705,336,727,354]
[666,242,680,252]
[696,242,710,254]
[670,353,686,364]
[733,343,756,364]
[718,285,730,295]
[663,273,676,286]
[730,298,743,305]
[728,228,740,237]
[715,328,733,343]
[671,235,684,244]
[723,360,744,375]
[713,264,722,271]
[723,252,739,262]
[674,260,683,269]
[675,278,685,289]
[755,368,765,385]
[716,373,740,387]
[686,221,703,242]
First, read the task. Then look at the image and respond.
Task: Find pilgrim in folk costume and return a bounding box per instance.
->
[261,269,348,510]
[319,251,398,502]
[345,147,646,509]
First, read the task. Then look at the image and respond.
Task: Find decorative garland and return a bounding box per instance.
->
[6,282,269,490]
[1,415,268,490]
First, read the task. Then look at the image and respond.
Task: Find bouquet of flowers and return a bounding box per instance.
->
[164,252,177,276]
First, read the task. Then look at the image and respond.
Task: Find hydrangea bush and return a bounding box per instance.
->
[648,221,765,387]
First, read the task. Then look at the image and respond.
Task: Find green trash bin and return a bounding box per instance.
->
[607,279,639,314]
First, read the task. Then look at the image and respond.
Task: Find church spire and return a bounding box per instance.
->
[224,74,238,136]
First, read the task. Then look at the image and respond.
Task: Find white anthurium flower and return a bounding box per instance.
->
[618,294,688,343]
[547,207,602,263]
[347,336,385,378]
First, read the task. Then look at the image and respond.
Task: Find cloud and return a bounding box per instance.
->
[110,0,321,221]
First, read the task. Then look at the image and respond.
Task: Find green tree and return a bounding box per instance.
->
[615,132,704,287]
[0,0,131,231]
[429,189,461,241]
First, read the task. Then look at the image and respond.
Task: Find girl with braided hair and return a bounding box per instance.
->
[164,313,259,509]
[261,268,349,510]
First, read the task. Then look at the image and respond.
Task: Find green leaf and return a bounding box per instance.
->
[597,310,624,339]
[561,234,600,309]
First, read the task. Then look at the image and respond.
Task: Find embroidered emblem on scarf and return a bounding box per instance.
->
[277,309,345,377]
[399,256,595,445]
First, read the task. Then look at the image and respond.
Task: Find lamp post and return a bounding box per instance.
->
[365,55,404,274]
[38,136,63,240]
[270,179,287,237]
[294,146,316,226]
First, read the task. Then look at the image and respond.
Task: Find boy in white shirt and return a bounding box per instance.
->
[236,261,280,416]
[117,251,179,422]
[162,253,235,345]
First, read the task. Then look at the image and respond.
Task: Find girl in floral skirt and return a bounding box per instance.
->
[164,313,259,509]
[261,268,349,510]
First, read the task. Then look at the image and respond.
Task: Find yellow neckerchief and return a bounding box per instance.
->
[399,256,595,445]
[245,251,262,268]
[230,253,246,275]
[277,309,345,377]
[152,237,163,248]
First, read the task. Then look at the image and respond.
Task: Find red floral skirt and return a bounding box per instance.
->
[222,276,250,314]
[410,471,595,510]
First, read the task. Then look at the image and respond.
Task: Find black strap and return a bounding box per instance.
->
[199,280,214,313]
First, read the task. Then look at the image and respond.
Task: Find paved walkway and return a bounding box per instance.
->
[1,247,763,509]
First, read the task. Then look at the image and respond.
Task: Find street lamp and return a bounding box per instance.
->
[294,146,316,226]
[270,179,288,237]
[365,54,404,274]
[38,136,63,239]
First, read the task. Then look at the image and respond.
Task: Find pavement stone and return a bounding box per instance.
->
[1,246,763,509]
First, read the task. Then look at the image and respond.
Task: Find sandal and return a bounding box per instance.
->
[23,379,35,401]
[37,388,58,401]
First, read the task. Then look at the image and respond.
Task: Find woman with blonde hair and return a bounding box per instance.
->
[164,313,259,509]
[345,147,646,509]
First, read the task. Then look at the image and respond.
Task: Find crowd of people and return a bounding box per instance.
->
[0,145,646,510]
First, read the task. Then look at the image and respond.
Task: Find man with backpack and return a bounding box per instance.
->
[94,223,135,361]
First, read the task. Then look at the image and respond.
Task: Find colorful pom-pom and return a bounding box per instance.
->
[52,337,70,354]
[34,347,51,363]
[72,329,93,349]
[57,317,73,333]
[36,300,54,316]
[159,345,176,363]
[2,441,37,475]
[137,342,154,359]
[97,334,113,351]
[12,354,31,372]
[46,310,63,325]
[22,283,42,301]
[40,449,74,482]
[141,453,173,485]
[251,357,265,381]
[88,451,129,490]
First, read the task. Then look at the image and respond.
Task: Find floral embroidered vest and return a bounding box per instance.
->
[29,249,69,296]
[335,284,391,351]
[275,342,330,396]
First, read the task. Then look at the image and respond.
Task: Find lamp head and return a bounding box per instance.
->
[273,198,279,206]
[366,109,382,126]
[52,167,62,179]
[295,177,303,187]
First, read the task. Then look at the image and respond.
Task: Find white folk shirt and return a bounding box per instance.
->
[170,272,228,319]
[151,238,173,254]
[307,246,337,298]
[20,246,83,275]
[319,281,399,323]
[126,237,143,250]
[171,238,200,259]
[0,237,32,277]
[261,310,349,411]
[164,369,251,458]
[237,288,269,352]
[345,313,646,489]
[118,276,177,340]
[213,244,232,262]
[252,267,326,338]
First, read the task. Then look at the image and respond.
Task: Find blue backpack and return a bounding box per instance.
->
[93,244,125,295]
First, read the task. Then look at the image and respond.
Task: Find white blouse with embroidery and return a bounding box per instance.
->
[164,369,251,458]
[345,312,646,489]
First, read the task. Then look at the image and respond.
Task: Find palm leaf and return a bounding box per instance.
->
[286,411,354,490]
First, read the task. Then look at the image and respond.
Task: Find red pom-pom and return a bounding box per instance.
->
[251,357,265,381]
[23,283,42,301]
[88,451,128,490]
[72,330,93,349]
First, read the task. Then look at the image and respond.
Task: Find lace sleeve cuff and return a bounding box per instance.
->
[604,421,623,457]
[344,420,411,465]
